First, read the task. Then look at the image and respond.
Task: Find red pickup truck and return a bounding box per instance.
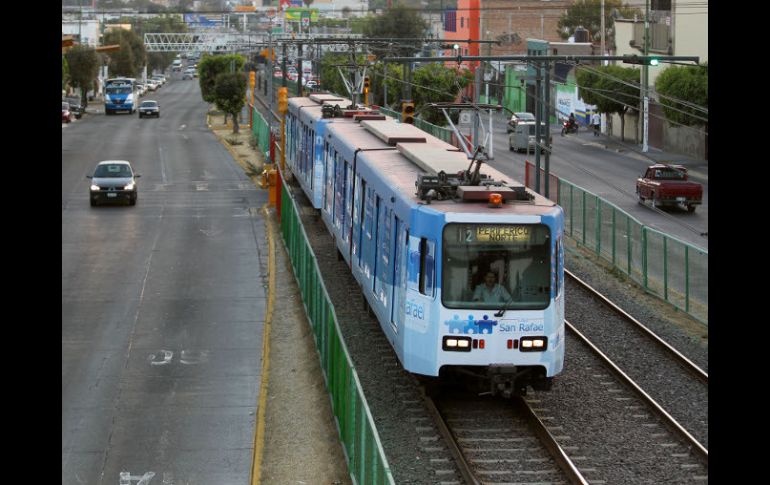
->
[636,164,703,212]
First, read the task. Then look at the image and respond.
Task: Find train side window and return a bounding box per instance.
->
[344,160,353,243]
[554,237,561,297]
[364,186,374,240]
[419,238,435,297]
[372,195,381,291]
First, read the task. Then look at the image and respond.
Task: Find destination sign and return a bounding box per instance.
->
[474,226,530,242]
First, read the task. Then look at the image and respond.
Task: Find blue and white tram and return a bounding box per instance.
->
[285,97,565,397]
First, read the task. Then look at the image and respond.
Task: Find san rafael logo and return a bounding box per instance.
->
[444,314,498,335]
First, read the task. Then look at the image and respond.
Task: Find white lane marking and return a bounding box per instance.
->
[158,145,168,184]
[119,471,155,484]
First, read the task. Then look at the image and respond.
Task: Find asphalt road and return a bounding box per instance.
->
[483,111,709,251]
[62,74,268,484]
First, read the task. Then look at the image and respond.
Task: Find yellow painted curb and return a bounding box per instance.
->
[251,204,275,485]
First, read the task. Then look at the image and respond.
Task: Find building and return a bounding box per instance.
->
[612,0,708,157]
[481,0,571,56]
[61,19,101,47]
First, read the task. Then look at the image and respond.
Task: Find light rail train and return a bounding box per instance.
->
[285,94,565,397]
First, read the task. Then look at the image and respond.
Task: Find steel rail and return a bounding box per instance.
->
[420,390,481,485]
[565,269,708,384]
[516,396,591,485]
[566,320,708,462]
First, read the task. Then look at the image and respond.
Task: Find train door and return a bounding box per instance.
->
[343,160,354,246]
[375,203,392,307]
[324,144,334,216]
[371,195,381,292]
[352,175,363,264]
[391,217,406,333]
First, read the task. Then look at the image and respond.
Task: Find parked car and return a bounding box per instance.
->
[65,97,83,119]
[145,79,159,91]
[62,101,73,123]
[636,163,703,212]
[138,100,160,118]
[86,160,141,206]
[151,74,166,86]
[506,112,535,133]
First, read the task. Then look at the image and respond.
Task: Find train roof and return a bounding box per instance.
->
[324,118,557,216]
[289,95,390,127]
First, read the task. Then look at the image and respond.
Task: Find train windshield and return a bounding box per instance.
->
[442,223,551,310]
[106,87,131,94]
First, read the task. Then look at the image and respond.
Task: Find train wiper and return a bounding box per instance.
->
[494,296,515,318]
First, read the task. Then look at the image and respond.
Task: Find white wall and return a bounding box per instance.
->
[62,19,101,47]
[674,0,708,62]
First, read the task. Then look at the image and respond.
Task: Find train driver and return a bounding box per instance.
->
[472,271,513,303]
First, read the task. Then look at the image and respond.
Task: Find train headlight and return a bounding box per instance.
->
[520,336,548,352]
[443,336,472,352]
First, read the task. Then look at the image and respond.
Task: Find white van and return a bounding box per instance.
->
[172,59,183,71]
[508,121,550,154]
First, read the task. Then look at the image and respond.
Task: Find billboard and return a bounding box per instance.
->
[184,14,223,27]
[284,7,319,21]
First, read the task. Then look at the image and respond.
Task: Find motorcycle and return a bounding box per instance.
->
[561,119,578,136]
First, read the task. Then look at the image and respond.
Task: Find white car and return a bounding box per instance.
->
[151,75,166,86]
[145,79,159,91]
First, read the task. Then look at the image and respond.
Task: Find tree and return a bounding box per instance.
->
[198,54,246,104]
[65,45,100,108]
[130,15,188,74]
[576,64,640,141]
[62,56,70,93]
[362,5,429,57]
[654,64,708,126]
[557,0,641,52]
[103,29,146,77]
[214,72,247,134]
[412,63,474,126]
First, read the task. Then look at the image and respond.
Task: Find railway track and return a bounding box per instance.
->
[422,387,590,485]
[284,176,708,483]
[565,270,709,452]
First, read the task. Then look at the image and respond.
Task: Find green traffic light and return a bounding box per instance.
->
[649,58,659,66]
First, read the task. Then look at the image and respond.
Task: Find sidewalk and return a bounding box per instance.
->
[208,114,352,484]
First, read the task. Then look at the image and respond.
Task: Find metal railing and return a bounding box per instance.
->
[526,161,708,325]
[279,177,396,485]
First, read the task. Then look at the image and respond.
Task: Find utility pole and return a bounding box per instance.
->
[544,60,551,199]
[268,32,273,112]
[534,60,542,194]
[473,66,481,147]
[601,0,605,59]
[642,0,650,152]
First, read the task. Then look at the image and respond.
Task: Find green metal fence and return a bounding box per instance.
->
[251,105,271,157]
[378,106,455,145]
[279,181,396,485]
[552,175,708,325]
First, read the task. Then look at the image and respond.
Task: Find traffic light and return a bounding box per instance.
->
[402,100,415,124]
[622,55,660,66]
[249,71,256,88]
[363,76,371,105]
[278,87,288,115]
